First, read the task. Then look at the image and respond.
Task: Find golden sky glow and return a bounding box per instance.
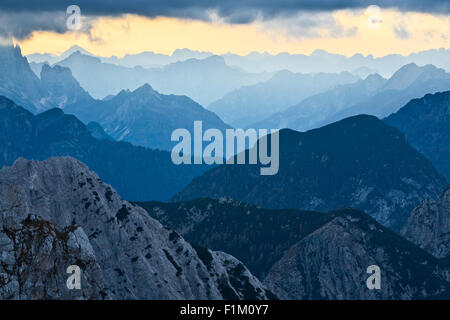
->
[18,9,450,58]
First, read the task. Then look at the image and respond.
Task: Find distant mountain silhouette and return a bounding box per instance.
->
[401,188,450,259]
[26,45,94,65]
[384,91,450,181]
[208,70,359,128]
[27,47,450,77]
[40,64,94,108]
[27,45,213,69]
[173,115,448,230]
[255,63,450,132]
[57,51,271,105]
[0,96,210,201]
[65,83,230,150]
[0,47,230,151]
[223,48,450,76]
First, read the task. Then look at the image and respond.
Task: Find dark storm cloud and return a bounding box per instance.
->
[0,0,448,39]
[0,11,67,39]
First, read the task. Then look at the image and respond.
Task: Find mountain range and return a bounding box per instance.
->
[137,198,336,277]
[137,195,450,299]
[27,46,450,78]
[173,115,448,230]
[0,45,49,112]
[208,70,359,128]
[1,155,447,300]
[3,43,449,300]
[64,82,230,151]
[0,96,210,201]
[0,45,93,113]
[56,51,272,105]
[0,45,232,151]
[254,63,450,132]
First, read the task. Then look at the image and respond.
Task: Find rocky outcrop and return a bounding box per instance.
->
[401,188,450,259]
[0,215,106,299]
[264,209,450,300]
[0,45,48,113]
[0,157,271,300]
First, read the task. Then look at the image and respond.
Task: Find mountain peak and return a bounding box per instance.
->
[62,50,101,64]
[134,83,155,93]
[364,73,385,82]
[40,63,73,77]
[401,188,450,258]
[385,63,443,90]
[61,45,93,58]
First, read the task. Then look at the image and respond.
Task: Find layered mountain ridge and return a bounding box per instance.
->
[65,83,230,150]
[173,115,448,230]
[0,96,210,201]
[255,63,450,132]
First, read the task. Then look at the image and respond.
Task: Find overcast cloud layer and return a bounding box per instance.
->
[1,0,449,39]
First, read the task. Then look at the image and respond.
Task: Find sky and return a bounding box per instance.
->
[0,1,449,58]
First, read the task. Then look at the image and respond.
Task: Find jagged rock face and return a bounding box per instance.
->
[0,45,48,112]
[40,64,94,109]
[401,188,450,259]
[0,216,106,299]
[0,157,271,300]
[264,210,450,300]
